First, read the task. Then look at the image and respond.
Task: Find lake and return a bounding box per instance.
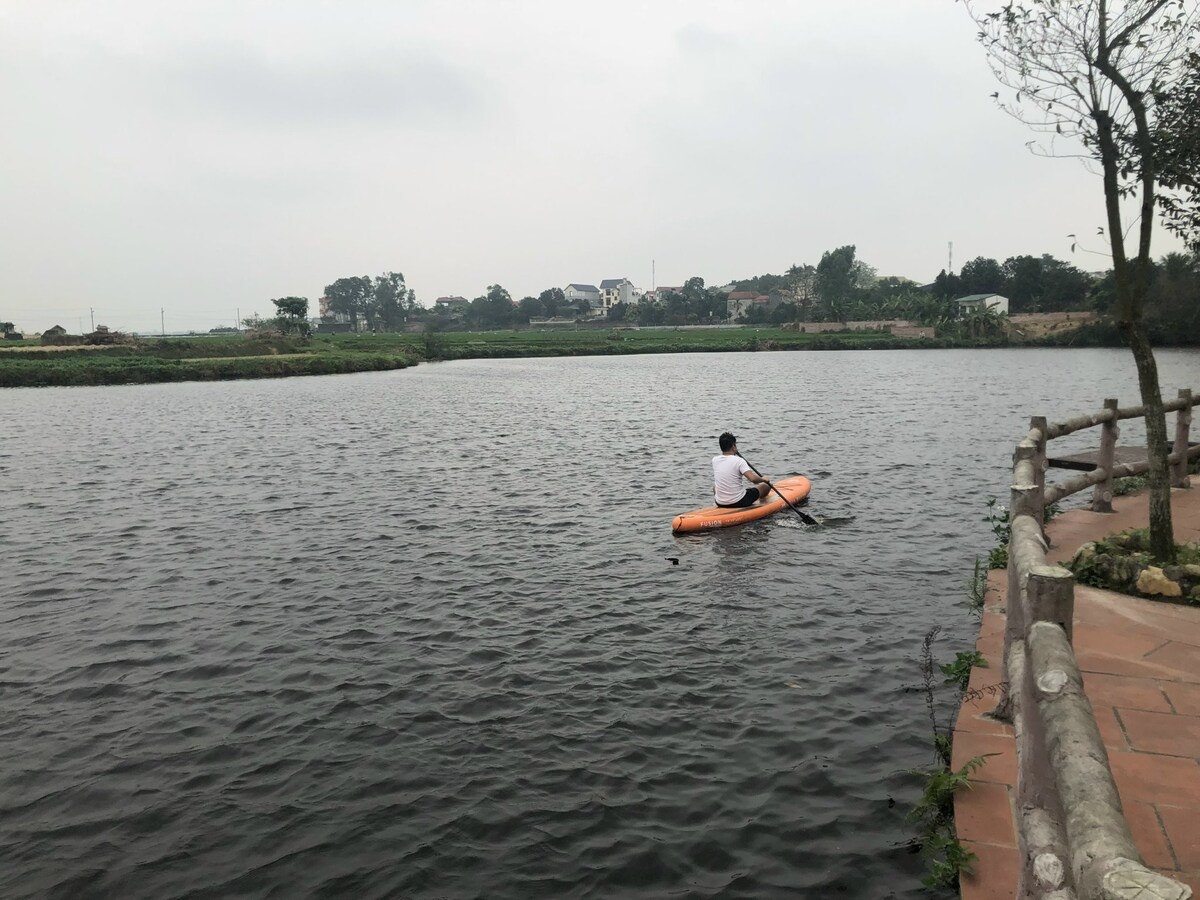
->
[2,347,1197,899]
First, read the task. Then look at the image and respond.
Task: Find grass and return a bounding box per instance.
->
[0,340,413,387]
[0,325,979,388]
[328,325,965,359]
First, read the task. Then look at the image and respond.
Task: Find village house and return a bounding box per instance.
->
[726,291,770,320]
[955,293,1010,315]
[642,286,683,303]
[726,289,793,322]
[564,283,601,307]
[599,278,635,310]
[434,296,470,317]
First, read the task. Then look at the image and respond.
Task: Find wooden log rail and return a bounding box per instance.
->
[999,388,1197,898]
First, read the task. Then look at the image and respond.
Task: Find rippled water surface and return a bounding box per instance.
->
[3,347,1197,899]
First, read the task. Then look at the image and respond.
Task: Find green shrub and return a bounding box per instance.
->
[941,650,987,692]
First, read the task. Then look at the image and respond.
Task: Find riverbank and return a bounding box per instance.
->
[0,325,1073,388]
[0,336,417,387]
[954,486,1200,898]
[8,314,1194,388]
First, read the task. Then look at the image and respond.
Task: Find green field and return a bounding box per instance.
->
[337,326,961,357]
[0,336,414,387]
[0,326,972,388]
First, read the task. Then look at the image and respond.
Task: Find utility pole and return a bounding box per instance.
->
[89,307,95,331]
[161,308,165,336]
[948,241,953,275]
[236,307,240,330]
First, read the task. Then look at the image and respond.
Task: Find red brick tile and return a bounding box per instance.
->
[957,713,1014,738]
[1164,682,1200,717]
[1082,671,1173,713]
[1110,751,1200,805]
[959,840,1020,900]
[954,780,1016,848]
[1159,804,1200,870]
[955,695,1013,737]
[1147,641,1200,676]
[1094,705,1130,751]
[1073,621,1168,659]
[980,610,1006,630]
[967,658,1004,694]
[1119,708,1200,758]
[1124,801,1176,869]
[979,595,1008,624]
[952,731,1017,787]
[1076,646,1200,683]
[976,633,1004,663]
[1073,592,1200,645]
[1140,618,1200,648]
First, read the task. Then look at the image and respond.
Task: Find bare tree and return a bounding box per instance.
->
[960,0,1199,562]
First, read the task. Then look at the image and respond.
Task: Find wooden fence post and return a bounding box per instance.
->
[1030,415,1048,519]
[1012,445,1042,543]
[1027,565,1075,645]
[1172,389,1192,489]
[1004,444,1041,698]
[1092,398,1120,512]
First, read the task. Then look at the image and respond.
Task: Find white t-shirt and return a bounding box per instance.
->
[712,454,751,504]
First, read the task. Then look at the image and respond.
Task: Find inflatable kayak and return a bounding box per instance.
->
[671,475,812,533]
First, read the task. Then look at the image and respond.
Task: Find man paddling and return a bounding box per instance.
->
[713,432,771,507]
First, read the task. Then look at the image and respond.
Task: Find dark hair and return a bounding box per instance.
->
[718,432,737,452]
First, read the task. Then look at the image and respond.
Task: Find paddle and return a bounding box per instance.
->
[739,454,820,526]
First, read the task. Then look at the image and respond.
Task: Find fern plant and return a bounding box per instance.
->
[910,626,999,889]
[966,557,988,617]
[907,753,997,888]
[941,650,987,692]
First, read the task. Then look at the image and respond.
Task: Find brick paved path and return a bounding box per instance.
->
[953,486,1200,899]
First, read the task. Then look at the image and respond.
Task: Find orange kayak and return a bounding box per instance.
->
[671,475,812,533]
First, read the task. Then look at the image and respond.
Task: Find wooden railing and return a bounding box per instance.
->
[1002,388,1198,899]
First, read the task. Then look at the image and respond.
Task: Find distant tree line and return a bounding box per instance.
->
[232,243,1195,339]
[929,254,1093,311]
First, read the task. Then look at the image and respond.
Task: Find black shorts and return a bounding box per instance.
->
[717,488,760,508]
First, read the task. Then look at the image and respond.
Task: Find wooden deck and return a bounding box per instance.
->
[1049,443,1198,471]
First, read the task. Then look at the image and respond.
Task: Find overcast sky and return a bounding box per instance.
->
[0,0,1186,334]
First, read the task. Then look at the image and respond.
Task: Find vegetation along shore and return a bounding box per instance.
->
[6,240,1196,388]
[0,314,1168,390]
[0,312,1195,389]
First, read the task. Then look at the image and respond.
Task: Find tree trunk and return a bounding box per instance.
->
[1095,94,1176,564]
[1092,3,1176,562]
[1120,320,1176,562]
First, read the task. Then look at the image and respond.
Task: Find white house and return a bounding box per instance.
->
[643,285,683,303]
[726,291,770,320]
[564,283,601,306]
[956,293,1010,315]
[599,278,635,310]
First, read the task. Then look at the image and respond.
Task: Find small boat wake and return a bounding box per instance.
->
[777,513,854,528]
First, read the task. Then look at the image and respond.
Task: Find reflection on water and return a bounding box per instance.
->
[1,347,1196,899]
